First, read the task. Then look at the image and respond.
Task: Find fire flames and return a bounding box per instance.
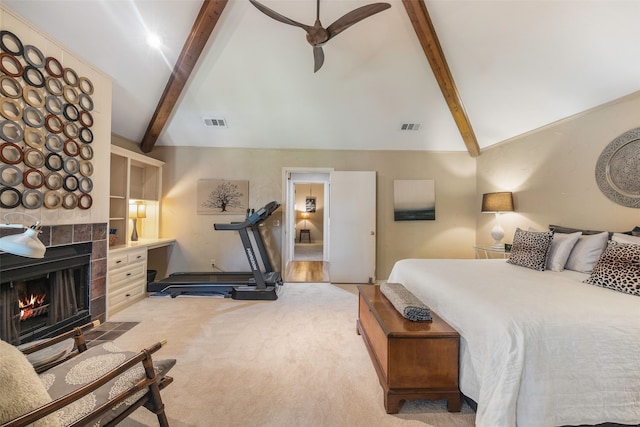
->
[18,292,47,321]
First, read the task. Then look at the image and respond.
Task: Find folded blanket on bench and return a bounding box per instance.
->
[380,282,432,322]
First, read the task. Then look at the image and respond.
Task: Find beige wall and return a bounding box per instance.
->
[477,91,640,244]
[112,89,640,281]
[142,147,476,280]
[115,90,640,281]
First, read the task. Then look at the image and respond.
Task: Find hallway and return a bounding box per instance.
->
[285,261,330,283]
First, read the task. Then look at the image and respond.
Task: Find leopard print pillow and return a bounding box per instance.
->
[584,241,640,297]
[507,228,554,271]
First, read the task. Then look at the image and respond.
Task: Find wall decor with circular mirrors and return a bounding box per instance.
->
[0,29,95,210]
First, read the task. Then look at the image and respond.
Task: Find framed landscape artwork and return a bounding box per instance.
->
[197,179,249,214]
[393,180,435,221]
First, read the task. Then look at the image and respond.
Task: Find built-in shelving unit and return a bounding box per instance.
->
[108,145,172,318]
[109,146,164,246]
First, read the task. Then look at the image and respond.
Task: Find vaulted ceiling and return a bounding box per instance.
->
[6,0,640,156]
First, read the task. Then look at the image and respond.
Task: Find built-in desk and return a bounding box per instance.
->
[108,238,175,317]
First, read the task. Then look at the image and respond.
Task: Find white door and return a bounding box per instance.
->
[329,171,376,283]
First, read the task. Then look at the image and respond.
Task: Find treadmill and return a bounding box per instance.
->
[148,201,283,300]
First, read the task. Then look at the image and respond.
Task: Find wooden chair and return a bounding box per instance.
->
[0,321,174,427]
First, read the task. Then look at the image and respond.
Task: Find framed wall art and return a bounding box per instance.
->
[305,196,316,213]
[197,179,248,214]
[393,180,436,221]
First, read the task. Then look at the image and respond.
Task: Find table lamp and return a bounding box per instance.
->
[129,202,147,242]
[300,211,310,228]
[481,192,514,249]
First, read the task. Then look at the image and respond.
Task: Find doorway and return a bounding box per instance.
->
[283,169,332,283]
[293,183,324,261]
[282,168,377,284]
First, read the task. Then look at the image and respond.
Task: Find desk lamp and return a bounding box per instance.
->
[0,212,46,258]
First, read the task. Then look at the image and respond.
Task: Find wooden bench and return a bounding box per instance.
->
[356,285,461,414]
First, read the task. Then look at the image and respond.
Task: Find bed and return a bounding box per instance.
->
[387,229,640,427]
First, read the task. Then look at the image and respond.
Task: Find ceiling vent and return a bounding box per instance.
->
[203,117,227,128]
[400,123,421,131]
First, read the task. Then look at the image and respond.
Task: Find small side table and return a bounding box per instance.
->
[473,245,510,259]
[299,229,311,243]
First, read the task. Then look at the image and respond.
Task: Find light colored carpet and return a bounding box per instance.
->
[294,243,323,261]
[111,283,476,427]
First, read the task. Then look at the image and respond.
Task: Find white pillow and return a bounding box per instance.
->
[546,231,581,271]
[564,231,609,273]
[612,233,640,245]
[0,340,61,427]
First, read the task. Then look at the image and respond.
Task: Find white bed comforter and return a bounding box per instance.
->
[388,259,640,427]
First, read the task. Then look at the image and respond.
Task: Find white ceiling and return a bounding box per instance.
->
[6,0,640,154]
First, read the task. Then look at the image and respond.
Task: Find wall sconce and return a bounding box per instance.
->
[129,202,147,242]
[0,212,46,258]
[481,192,514,249]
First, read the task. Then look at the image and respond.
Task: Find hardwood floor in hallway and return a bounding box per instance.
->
[285,261,330,283]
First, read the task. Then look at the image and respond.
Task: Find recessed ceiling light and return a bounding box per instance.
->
[147,33,162,49]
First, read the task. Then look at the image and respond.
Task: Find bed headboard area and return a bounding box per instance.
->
[544,224,640,297]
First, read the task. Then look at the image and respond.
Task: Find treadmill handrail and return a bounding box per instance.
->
[214,201,280,230]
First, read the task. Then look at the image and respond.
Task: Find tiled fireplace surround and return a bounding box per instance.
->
[0,222,109,323]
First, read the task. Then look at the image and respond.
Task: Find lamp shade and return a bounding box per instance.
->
[481,192,514,213]
[129,202,147,218]
[0,226,46,258]
[300,212,310,220]
[136,203,147,219]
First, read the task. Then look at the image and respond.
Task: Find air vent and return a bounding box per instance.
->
[400,123,421,131]
[203,117,227,128]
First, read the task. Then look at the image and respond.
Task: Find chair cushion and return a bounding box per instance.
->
[0,340,61,427]
[40,342,175,426]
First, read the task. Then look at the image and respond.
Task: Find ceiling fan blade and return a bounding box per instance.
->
[249,0,313,32]
[326,3,391,39]
[313,46,325,73]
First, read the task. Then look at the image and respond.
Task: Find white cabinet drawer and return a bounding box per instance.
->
[109,263,146,290]
[108,253,128,270]
[127,250,146,264]
[107,247,148,317]
[108,249,146,271]
[109,282,145,313]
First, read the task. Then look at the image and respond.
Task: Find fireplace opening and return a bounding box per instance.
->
[18,278,50,328]
[1,243,92,345]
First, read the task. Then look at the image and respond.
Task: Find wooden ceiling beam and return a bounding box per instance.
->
[140,0,228,153]
[402,0,480,157]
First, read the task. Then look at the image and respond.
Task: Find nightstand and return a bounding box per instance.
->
[473,245,510,259]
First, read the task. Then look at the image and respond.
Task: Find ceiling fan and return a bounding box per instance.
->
[249,0,391,72]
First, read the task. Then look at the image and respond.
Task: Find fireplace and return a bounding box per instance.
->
[0,243,92,345]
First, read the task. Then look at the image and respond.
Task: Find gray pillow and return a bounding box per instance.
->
[546,232,582,272]
[549,224,605,236]
[507,228,554,271]
[550,224,640,239]
[564,232,608,273]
